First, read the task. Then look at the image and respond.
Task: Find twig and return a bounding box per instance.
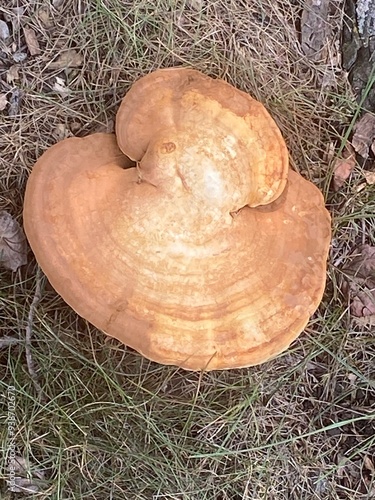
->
[0,336,22,348]
[25,267,45,402]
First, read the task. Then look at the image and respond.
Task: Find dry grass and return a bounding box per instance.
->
[1,0,374,499]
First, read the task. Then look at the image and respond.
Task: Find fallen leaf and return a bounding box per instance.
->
[49,49,83,69]
[53,76,71,97]
[23,27,41,56]
[343,245,375,325]
[6,455,46,494]
[332,144,356,191]
[0,211,28,272]
[6,65,20,83]
[12,51,27,63]
[364,171,375,185]
[346,245,375,278]
[364,455,375,472]
[38,7,53,28]
[0,19,10,40]
[352,113,375,158]
[0,94,8,111]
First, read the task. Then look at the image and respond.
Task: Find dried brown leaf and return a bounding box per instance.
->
[49,49,83,69]
[332,144,356,191]
[352,113,375,158]
[6,456,46,494]
[0,211,28,271]
[6,65,20,83]
[343,245,375,325]
[53,76,71,97]
[345,245,375,278]
[0,94,8,111]
[23,27,41,56]
[364,455,375,472]
[38,7,53,28]
[351,292,375,320]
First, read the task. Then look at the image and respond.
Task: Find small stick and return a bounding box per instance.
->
[25,267,45,402]
[0,337,21,348]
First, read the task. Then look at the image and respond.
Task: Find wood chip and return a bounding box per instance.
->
[49,49,83,69]
[23,27,41,56]
[352,113,375,158]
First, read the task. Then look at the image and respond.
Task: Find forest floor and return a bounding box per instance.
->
[0,1,374,499]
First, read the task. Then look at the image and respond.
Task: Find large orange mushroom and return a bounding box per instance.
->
[23,68,331,370]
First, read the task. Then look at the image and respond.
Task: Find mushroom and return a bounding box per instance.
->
[23,68,331,370]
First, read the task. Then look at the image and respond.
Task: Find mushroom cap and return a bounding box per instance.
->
[23,69,331,371]
[116,68,289,210]
[24,139,330,370]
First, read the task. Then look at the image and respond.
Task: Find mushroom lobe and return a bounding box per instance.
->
[23,68,331,370]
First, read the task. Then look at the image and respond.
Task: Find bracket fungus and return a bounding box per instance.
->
[23,68,331,371]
